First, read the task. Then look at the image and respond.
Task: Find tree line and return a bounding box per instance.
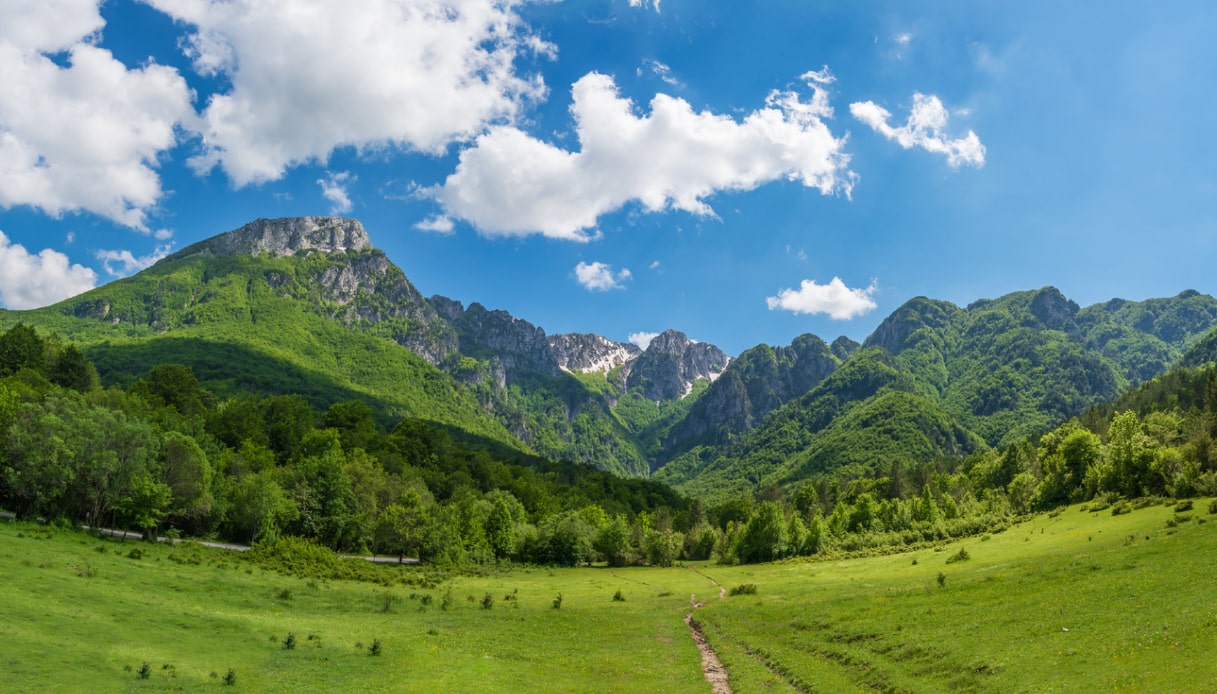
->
[2,323,1215,567]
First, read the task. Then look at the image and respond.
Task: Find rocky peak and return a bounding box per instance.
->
[549,333,641,374]
[1029,286,1080,331]
[168,216,372,261]
[627,329,729,401]
[433,298,561,377]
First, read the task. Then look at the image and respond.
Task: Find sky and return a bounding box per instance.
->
[2,0,1216,356]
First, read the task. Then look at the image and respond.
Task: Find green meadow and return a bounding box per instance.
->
[3,499,1216,692]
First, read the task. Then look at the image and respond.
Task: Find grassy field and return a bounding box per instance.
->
[2,499,1215,692]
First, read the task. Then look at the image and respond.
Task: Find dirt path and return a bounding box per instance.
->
[688,566,727,600]
[685,613,733,694]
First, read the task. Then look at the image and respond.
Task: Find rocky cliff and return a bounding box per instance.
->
[626,329,729,402]
[661,333,840,455]
[167,216,372,260]
[549,333,641,374]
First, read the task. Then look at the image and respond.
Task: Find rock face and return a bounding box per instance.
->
[549,333,641,374]
[626,329,729,402]
[168,216,372,260]
[662,333,839,455]
[431,297,561,377]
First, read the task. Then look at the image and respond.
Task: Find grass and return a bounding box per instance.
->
[694,499,1217,692]
[2,501,1215,691]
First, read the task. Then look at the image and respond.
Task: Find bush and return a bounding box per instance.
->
[127,547,144,560]
[728,583,758,596]
[945,547,970,564]
[1110,501,1131,516]
[223,669,237,687]
[369,639,382,656]
[275,588,293,601]
[612,589,625,602]
[377,592,396,613]
[481,593,494,610]
[1175,500,1194,512]
[283,633,296,650]
[1209,499,1217,515]
[552,593,563,609]
[137,662,151,680]
[937,572,947,588]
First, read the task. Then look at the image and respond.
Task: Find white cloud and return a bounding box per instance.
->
[766,277,878,320]
[94,244,173,277]
[895,32,913,46]
[649,260,660,270]
[0,0,195,229]
[153,228,174,241]
[0,231,97,309]
[145,0,550,186]
[628,0,661,12]
[317,171,354,214]
[628,331,659,350]
[850,93,985,168]
[414,215,455,234]
[435,70,854,240]
[575,261,632,291]
[639,59,680,87]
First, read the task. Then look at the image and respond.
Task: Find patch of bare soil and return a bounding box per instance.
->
[685,613,732,694]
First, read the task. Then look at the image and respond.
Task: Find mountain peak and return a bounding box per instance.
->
[168,216,372,261]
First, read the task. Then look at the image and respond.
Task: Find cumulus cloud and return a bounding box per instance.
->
[317,171,354,214]
[628,0,661,11]
[575,261,632,291]
[766,277,878,320]
[145,0,551,185]
[95,244,173,277]
[414,215,455,234]
[850,93,985,168]
[0,0,195,229]
[0,231,97,309]
[628,331,660,350]
[435,70,854,240]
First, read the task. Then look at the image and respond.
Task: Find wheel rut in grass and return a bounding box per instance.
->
[685,613,733,694]
[688,566,727,600]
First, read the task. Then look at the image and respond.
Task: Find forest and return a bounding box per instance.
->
[3,321,1216,568]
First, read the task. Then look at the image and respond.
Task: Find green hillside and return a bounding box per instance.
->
[0,249,519,449]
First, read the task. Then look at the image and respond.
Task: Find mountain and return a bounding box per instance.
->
[652,287,1217,500]
[4,216,1216,499]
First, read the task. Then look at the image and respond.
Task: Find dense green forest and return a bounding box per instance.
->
[4,322,1217,567]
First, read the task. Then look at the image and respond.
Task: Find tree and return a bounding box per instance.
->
[322,401,378,453]
[1107,410,1155,496]
[49,345,97,392]
[485,495,517,560]
[224,471,298,544]
[163,432,214,531]
[0,323,46,377]
[736,501,787,564]
[138,363,209,417]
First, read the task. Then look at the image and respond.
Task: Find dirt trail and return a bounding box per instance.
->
[685,613,733,694]
[688,566,727,600]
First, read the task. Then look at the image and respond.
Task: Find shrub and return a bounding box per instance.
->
[1175,500,1194,512]
[937,572,947,588]
[728,584,758,596]
[377,592,396,613]
[945,547,970,564]
[1209,499,1217,515]
[137,662,151,680]
[283,633,297,650]
[481,593,494,610]
[369,639,382,657]
[223,669,237,686]
[420,593,433,607]
[441,590,454,611]
[1111,501,1131,516]
[612,589,625,602]
[275,588,293,601]
[552,593,563,609]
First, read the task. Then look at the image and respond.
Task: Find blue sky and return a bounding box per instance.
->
[1,0,1215,355]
